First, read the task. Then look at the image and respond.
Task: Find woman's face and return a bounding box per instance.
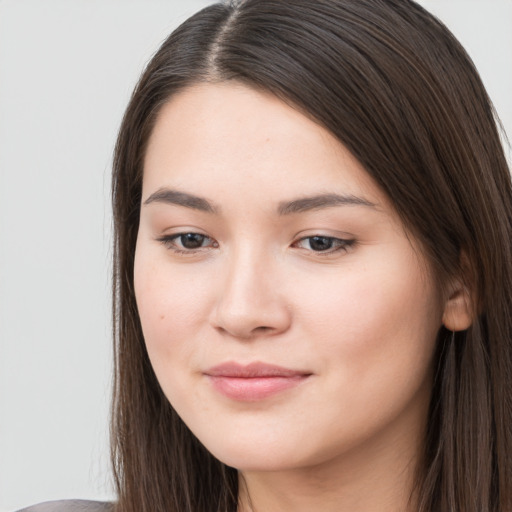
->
[134,82,446,472]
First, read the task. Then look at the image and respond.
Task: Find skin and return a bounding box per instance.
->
[134,82,472,512]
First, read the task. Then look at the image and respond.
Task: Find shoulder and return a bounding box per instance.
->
[16,500,114,512]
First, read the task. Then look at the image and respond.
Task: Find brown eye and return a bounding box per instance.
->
[179,233,208,249]
[157,232,218,253]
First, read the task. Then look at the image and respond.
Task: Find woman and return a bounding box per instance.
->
[20,0,512,511]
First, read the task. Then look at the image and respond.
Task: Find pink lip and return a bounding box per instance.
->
[204,362,312,401]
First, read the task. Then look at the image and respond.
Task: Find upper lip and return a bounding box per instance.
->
[204,361,311,378]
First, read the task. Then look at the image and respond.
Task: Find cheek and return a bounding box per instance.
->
[133,248,211,370]
[294,253,443,384]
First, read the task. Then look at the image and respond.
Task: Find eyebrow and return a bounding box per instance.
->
[143,188,219,214]
[277,193,376,215]
[143,188,376,215]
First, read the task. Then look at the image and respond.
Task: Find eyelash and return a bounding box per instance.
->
[293,235,355,254]
[157,232,355,256]
[156,233,218,255]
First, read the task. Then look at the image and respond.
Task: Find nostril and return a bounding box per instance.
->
[214,323,276,340]
[254,326,273,333]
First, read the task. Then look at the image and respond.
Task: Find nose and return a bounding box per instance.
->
[211,248,292,340]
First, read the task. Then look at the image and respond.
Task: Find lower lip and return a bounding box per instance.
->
[207,375,309,401]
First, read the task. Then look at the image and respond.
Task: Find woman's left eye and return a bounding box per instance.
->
[293,235,355,254]
[157,232,218,253]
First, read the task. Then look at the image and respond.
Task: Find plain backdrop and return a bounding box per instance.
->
[0,1,511,511]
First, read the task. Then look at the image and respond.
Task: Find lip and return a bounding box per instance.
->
[204,362,312,401]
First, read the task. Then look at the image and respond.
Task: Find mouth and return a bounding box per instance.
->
[204,361,312,401]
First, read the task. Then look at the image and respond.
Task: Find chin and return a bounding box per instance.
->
[213,450,303,472]
[196,431,325,472]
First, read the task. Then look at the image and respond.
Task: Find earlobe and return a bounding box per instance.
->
[442,280,474,332]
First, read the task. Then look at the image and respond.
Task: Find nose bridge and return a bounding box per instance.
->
[212,241,290,338]
[226,243,270,305]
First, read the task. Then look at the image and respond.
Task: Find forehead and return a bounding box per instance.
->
[142,82,387,211]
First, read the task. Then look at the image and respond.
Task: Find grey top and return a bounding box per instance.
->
[16,501,113,512]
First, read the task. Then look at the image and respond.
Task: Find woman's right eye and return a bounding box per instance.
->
[157,233,218,253]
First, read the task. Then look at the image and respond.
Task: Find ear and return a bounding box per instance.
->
[442,277,474,331]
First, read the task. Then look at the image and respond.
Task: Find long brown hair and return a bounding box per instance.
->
[111,1,512,510]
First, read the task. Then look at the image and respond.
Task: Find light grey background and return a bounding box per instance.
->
[0,1,510,511]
